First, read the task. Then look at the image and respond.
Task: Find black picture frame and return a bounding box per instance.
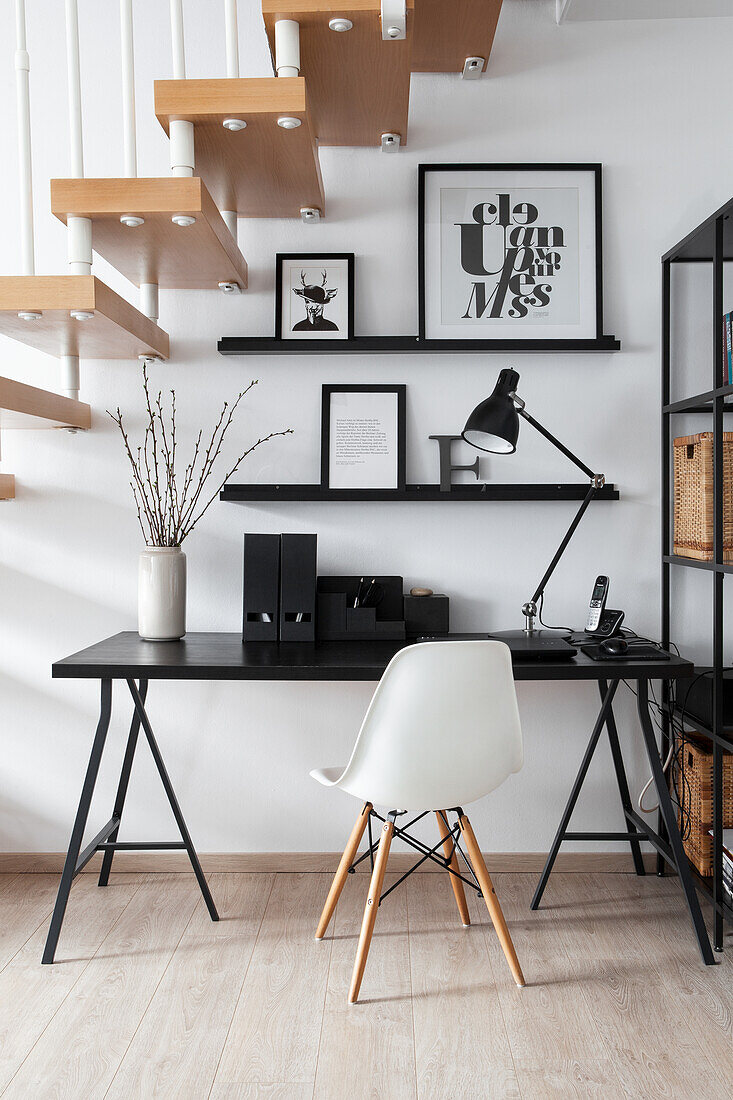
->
[275,253,355,341]
[418,163,605,346]
[321,384,407,492]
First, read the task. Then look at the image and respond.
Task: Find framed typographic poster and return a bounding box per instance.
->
[418,164,604,343]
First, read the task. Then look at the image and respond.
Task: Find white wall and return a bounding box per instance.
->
[0,0,730,856]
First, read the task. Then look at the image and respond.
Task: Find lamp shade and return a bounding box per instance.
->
[461,368,521,454]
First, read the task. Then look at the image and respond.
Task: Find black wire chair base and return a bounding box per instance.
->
[347,807,483,905]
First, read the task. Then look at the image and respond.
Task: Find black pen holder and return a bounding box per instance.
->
[316,576,406,641]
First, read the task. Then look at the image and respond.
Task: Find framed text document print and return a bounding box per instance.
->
[321,385,406,491]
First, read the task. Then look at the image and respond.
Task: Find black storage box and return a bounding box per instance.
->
[403,594,449,638]
[676,667,733,730]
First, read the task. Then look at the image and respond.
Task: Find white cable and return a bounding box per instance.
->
[638,740,675,815]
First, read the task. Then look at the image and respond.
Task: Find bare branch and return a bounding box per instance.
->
[108,372,286,547]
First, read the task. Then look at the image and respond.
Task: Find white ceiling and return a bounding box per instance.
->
[557,0,733,21]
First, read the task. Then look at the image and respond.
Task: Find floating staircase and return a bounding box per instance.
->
[0,276,169,360]
[261,1,414,147]
[50,178,248,290]
[154,77,324,218]
[411,0,502,73]
[0,374,91,430]
[2,0,504,497]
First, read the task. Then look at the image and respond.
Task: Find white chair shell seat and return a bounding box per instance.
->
[310,766,344,786]
[311,640,523,812]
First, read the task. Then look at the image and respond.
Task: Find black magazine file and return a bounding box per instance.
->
[242,534,281,642]
[280,533,317,641]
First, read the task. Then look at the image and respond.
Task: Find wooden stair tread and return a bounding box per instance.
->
[0,276,169,361]
[261,1,414,147]
[0,474,15,499]
[412,0,503,73]
[50,177,248,291]
[0,375,91,430]
[154,77,324,217]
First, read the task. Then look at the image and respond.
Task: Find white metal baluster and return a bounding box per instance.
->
[220,0,241,242]
[65,0,91,275]
[120,0,137,177]
[119,0,159,318]
[224,0,239,77]
[14,0,35,276]
[275,19,300,77]
[65,0,84,177]
[63,0,89,400]
[169,0,194,176]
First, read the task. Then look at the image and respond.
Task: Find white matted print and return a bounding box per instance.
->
[321,385,406,491]
[419,166,602,341]
[276,253,354,341]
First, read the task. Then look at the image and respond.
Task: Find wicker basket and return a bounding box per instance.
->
[674,733,733,877]
[673,432,733,562]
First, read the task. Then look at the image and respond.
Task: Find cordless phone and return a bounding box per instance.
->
[585,575,609,633]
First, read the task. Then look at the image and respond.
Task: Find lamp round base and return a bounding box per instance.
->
[489,628,573,641]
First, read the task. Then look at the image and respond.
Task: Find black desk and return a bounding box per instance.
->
[44,632,712,965]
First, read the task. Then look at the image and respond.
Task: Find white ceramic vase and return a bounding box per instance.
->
[138,546,186,641]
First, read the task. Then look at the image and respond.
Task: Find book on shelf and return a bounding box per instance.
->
[724,313,733,385]
[707,829,733,904]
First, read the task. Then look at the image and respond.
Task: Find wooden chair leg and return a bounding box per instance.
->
[316,802,373,940]
[348,817,394,1004]
[435,811,470,927]
[459,813,525,988]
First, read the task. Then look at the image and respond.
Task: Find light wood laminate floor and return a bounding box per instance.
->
[0,871,730,1099]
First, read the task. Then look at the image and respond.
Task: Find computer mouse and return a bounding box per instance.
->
[600,636,628,656]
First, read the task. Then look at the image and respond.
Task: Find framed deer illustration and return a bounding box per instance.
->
[275,253,354,341]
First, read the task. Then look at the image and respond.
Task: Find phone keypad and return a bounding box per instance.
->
[586,600,603,630]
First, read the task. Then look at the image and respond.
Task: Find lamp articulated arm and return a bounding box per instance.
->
[516,405,606,634]
[460,369,607,636]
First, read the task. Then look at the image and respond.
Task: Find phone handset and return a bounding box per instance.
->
[585,575,609,634]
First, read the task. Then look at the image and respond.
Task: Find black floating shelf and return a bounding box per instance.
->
[218,335,621,356]
[221,483,620,503]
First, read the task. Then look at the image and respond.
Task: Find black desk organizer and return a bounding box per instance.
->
[317,576,406,641]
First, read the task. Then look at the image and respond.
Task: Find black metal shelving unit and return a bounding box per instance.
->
[662,196,733,949]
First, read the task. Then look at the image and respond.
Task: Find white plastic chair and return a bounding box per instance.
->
[310,640,525,1003]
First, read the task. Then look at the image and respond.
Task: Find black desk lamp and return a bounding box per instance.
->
[462,368,606,640]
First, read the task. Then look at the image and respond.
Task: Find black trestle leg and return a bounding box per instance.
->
[635,679,715,965]
[600,679,646,877]
[98,679,148,887]
[531,679,619,911]
[43,679,113,964]
[126,679,218,921]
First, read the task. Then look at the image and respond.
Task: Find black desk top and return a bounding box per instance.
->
[52,632,695,683]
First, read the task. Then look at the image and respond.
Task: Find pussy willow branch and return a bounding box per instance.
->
[108,369,291,546]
